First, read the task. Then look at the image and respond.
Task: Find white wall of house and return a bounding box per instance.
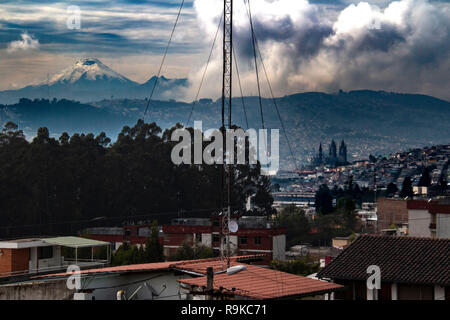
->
[366,287,378,300]
[37,246,62,272]
[201,233,212,247]
[29,247,38,274]
[391,283,398,300]
[436,214,450,238]
[272,235,286,260]
[79,271,191,300]
[408,209,431,237]
[229,235,238,249]
[29,245,62,273]
[434,285,445,300]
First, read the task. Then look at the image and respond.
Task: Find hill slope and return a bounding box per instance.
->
[1,90,449,170]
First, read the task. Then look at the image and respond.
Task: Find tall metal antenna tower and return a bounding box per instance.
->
[221,0,233,269]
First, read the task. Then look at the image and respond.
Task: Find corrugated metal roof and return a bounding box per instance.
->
[42,236,109,248]
[178,264,343,299]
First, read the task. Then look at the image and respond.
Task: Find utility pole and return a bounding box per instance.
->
[374,167,378,233]
[221,0,233,269]
[206,267,214,300]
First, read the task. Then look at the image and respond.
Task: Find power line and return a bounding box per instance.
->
[232,45,249,129]
[247,0,265,134]
[186,13,223,127]
[244,0,299,172]
[0,206,242,232]
[143,0,185,121]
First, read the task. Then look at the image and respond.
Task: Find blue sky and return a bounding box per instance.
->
[1,0,449,101]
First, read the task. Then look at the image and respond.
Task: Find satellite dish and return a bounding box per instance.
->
[228,220,238,233]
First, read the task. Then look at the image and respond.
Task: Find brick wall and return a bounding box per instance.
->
[0,248,30,277]
[377,198,408,230]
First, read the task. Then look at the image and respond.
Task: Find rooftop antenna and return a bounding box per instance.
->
[220,0,233,270]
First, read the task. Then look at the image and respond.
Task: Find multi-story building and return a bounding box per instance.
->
[84,225,157,250]
[162,216,286,264]
[0,237,110,280]
[84,216,287,265]
[377,198,409,231]
[408,199,450,238]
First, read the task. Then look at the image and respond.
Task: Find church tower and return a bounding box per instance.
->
[318,143,323,164]
[338,140,347,164]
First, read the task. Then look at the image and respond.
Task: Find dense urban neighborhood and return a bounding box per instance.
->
[0,139,448,300]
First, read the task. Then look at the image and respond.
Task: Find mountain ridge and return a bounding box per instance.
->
[1,89,449,170]
[0,58,189,104]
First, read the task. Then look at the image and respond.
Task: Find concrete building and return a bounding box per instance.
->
[85,216,287,265]
[162,216,286,264]
[0,237,110,280]
[377,198,409,231]
[408,199,450,238]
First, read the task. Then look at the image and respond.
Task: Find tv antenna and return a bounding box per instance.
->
[220,0,233,269]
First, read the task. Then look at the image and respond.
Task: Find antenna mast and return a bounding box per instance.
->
[221,0,233,269]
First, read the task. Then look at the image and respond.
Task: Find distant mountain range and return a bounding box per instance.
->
[1,88,449,170]
[0,58,188,104]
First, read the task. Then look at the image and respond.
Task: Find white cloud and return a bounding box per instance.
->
[187,0,450,101]
[7,33,40,53]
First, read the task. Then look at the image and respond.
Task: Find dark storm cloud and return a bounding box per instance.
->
[194,0,450,100]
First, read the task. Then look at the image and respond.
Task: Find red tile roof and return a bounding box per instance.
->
[178,264,343,299]
[34,254,341,299]
[171,255,266,274]
[34,255,265,279]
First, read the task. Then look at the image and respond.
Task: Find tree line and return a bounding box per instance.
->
[0,120,273,238]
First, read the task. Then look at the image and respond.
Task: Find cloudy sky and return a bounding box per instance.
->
[1,0,449,101]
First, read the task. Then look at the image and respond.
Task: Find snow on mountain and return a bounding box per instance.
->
[49,58,134,85]
[0,58,189,104]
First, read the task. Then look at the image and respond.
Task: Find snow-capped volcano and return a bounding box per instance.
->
[0,58,188,104]
[50,58,133,84]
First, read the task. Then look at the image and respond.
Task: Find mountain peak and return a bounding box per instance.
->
[78,58,102,65]
[50,58,132,85]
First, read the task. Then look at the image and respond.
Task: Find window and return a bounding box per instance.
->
[254,236,261,245]
[212,234,220,243]
[195,233,202,243]
[239,237,248,245]
[38,246,53,259]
